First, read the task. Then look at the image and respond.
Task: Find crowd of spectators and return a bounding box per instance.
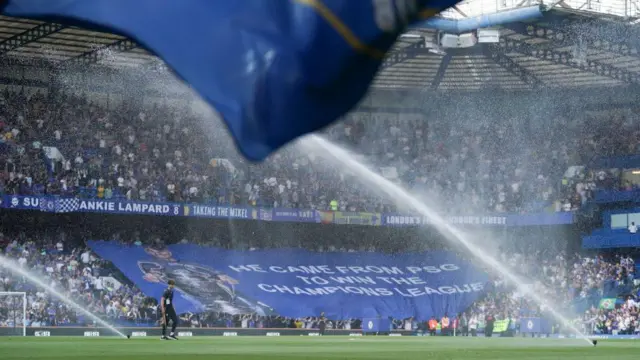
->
[0,228,367,330]
[4,86,637,214]
[582,297,640,335]
[458,249,640,336]
[0,230,156,328]
[2,83,640,333]
[1,224,639,336]
[384,249,640,336]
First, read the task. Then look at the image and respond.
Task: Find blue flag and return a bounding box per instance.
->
[1,0,458,160]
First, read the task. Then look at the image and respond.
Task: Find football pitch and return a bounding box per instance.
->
[0,336,638,360]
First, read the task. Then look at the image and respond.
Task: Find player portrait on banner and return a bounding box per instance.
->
[138,247,274,316]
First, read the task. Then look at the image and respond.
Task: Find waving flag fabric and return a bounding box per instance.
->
[598,298,616,310]
[1,0,459,160]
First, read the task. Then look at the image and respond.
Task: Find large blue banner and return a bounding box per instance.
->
[88,241,489,320]
[2,195,574,227]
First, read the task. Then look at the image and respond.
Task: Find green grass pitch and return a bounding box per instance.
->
[0,336,638,359]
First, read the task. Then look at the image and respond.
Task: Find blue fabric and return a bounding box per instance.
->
[88,241,489,320]
[1,0,459,160]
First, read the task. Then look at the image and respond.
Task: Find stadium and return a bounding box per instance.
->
[1,0,640,359]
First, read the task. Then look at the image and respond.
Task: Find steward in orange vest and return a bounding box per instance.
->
[427,317,438,336]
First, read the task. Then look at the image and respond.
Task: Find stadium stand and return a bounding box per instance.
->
[2,0,640,339]
[0,85,622,214]
[1,218,639,335]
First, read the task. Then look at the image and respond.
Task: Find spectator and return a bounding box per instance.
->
[1,223,638,335]
[0,86,617,214]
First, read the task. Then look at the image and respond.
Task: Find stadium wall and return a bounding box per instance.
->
[4,327,638,340]
[4,327,402,337]
[0,210,581,254]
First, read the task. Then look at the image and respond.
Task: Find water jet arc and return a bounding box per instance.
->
[304,134,593,345]
[0,254,127,338]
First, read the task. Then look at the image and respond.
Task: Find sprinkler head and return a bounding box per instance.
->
[591,340,597,347]
[127,334,131,339]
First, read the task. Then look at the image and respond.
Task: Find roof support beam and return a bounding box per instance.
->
[0,23,66,55]
[504,21,640,58]
[0,55,54,68]
[499,37,640,85]
[430,53,451,90]
[483,44,542,88]
[380,41,428,70]
[66,38,138,65]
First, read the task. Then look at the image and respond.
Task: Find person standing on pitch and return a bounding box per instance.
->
[161,279,179,340]
[318,312,327,336]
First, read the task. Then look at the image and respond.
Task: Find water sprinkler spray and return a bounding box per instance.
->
[304,135,595,346]
[0,254,127,338]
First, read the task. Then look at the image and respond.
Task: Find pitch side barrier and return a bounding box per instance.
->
[0,327,411,337]
[3,327,638,339]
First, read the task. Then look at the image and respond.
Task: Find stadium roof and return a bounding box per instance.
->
[0,0,639,92]
[0,16,152,67]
